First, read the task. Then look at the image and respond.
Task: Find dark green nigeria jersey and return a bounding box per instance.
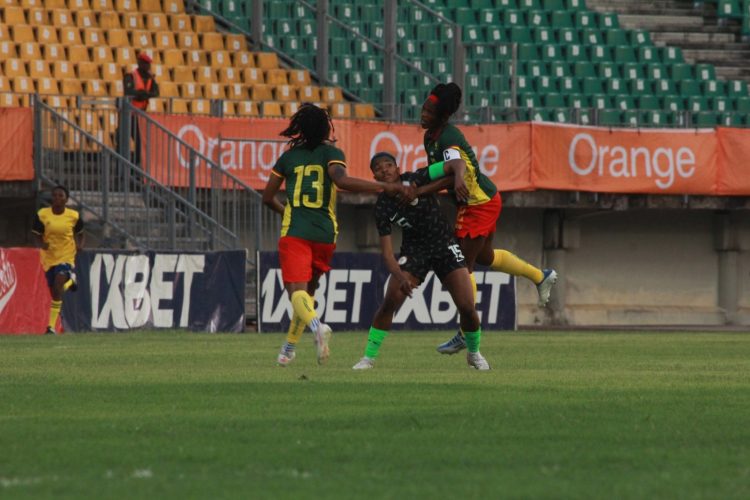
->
[424,123,497,205]
[272,143,346,244]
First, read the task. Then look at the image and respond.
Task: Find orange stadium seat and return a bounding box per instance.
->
[242,68,264,85]
[108,79,123,95]
[159,81,179,97]
[35,26,59,44]
[42,43,64,60]
[204,82,225,99]
[274,84,296,101]
[42,95,69,108]
[177,32,198,50]
[0,76,11,93]
[193,15,215,32]
[115,0,137,12]
[10,25,35,44]
[67,0,90,9]
[107,29,130,48]
[155,32,176,50]
[91,46,114,64]
[170,98,189,114]
[180,82,201,99]
[251,84,273,101]
[163,0,184,14]
[84,79,107,96]
[226,83,247,100]
[232,51,254,67]
[201,32,224,51]
[329,103,351,118]
[209,51,231,69]
[218,67,240,84]
[28,60,50,78]
[298,86,320,101]
[131,30,153,49]
[0,41,17,58]
[147,13,168,31]
[265,69,288,85]
[18,42,42,60]
[97,11,121,29]
[195,66,216,83]
[51,9,73,27]
[184,50,207,66]
[66,45,90,62]
[139,0,161,13]
[36,77,60,95]
[115,47,137,66]
[59,27,82,45]
[28,8,49,26]
[189,99,210,115]
[321,87,343,103]
[12,76,35,93]
[225,34,247,52]
[0,93,22,107]
[262,101,282,117]
[84,29,106,48]
[100,63,120,81]
[289,69,311,86]
[0,24,9,42]
[2,6,27,25]
[4,59,28,78]
[172,66,194,83]
[162,49,184,67]
[75,10,96,28]
[169,13,191,32]
[147,98,165,113]
[254,52,278,69]
[52,61,75,79]
[283,102,300,116]
[21,0,43,8]
[354,103,376,119]
[77,61,100,79]
[45,0,67,9]
[235,101,258,116]
[121,13,143,30]
[90,0,113,9]
[60,78,83,95]
[221,100,236,116]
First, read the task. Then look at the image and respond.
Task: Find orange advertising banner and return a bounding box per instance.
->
[0,108,33,181]
[144,115,533,191]
[716,127,750,196]
[142,115,750,196]
[531,123,719,195]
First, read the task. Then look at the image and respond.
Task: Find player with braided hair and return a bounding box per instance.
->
[262,103,410,366]
[417,83,558,354]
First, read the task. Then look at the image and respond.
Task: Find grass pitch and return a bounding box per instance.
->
[1,330,749,499]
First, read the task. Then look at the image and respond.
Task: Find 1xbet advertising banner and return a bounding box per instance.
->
[257,251,516,333]
[63,250,246,332]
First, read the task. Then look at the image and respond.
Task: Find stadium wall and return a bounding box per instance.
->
[334,202,750,328]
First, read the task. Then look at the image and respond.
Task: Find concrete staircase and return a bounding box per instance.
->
[586,0,750,80]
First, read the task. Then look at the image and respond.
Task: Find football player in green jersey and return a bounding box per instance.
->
[418,83,558,354]
[262,104,409,366]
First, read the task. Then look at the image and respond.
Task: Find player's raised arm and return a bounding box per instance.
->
[328,162,411,197]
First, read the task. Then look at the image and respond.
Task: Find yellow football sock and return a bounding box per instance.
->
[286,313,306,345]
[290,290,320,332]
[48,300,62,330]
[490,249,544,284]
[469,273,477,304]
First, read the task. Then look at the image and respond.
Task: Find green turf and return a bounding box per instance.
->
[1,331,749,499]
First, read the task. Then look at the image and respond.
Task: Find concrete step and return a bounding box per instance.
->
[617,14,705,31]
[651,31,737,44]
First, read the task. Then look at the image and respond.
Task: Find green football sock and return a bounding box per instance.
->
[464,329,481,354]
[364,327,388,359]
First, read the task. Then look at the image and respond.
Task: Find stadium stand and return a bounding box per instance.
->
[248,0,750,126]
[0,0,358,146]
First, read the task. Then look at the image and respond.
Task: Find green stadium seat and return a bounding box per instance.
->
[578,109,594,125]
[653,79,677,96]
[596,62,620,79]
[582,77,604,94]
[470,0,494,8]
[637,46,660,63]
[646,63,667,80]
[581,29,604,45]
[564,44,588,62]
[329,37,351,55]
[628,78,653,96]
[736,96,750,112]
[359,4,381,22]
[549,61,572,77]
[687,96,709,112]
[693,111,718,127]
[719,112,744,126]
[605,78,626,94]
[524,61,548,77]
[662,95,686,111]
[551,108,572,123]
[463,25,483,43]
[516,75,532,93]
[695,64,716,81]
[496,0,519,7]
[534,75,559,93]
[485,26,507,42]
[519,0,542,8]
[702,80,728,97]
[613,46,637,63]
[598,109,622,126]
[267,2,290,18]
[574,11,596,28]
[644,110,670,127]
[528,10,550,27]
[517,43,540,60]
[565,0,586,10]
[534,28,555,44]
[550,10,574,28]
[669,63,694,81]
[597,12,620,29]
[519,93,542,110]
[711,97,734,113]
[637,95,661,110]
[531,109,552,122]
[573,62,596,78]
[622,110,641,127]
[453,7,477,24]
[541,44,563,62]
[510,26,533,43]
[718,0,742,18]
[567,94,591,108]
[541,0,565,9]
[614,95,636,110]
[543,93,566,107]
[728,80,749,97]
[503,10,526,27]
[605,29,629,46]
[558,76,581,93]
[590,45,613,63]
[477,9,498,25]
[628,30,652,46]
[557,28,580,44]
[622,63,644,80]
[678,80,702,97]
[660,46,684,63]
[592,94,613,109]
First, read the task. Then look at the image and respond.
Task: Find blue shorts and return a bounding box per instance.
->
[45,263,74,288]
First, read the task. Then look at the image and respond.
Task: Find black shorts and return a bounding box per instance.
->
[398,240,466,283]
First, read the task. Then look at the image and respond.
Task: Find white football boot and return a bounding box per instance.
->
[314,323,332,365]
[352,357,375,370]
[467,351,491,371]
[436,331,467,354]
[276,345,296,367]
[536,269,558,307]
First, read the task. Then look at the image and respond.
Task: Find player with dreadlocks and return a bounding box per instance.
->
[262,103,410,366]
[415,83,558,354]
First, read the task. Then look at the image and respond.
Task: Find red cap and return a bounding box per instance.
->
[137,52,152,63]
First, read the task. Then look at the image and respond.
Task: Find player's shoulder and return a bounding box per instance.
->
[65,207,80,219]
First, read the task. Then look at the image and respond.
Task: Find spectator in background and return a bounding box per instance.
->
[122,51,159,165]
[32,185,84,335]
